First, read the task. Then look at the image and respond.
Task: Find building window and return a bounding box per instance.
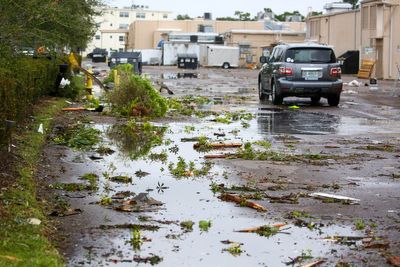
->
[110,35,113,39]
[163,14,168,19]
[362,7,369,29]
[119,35,125,42]
[120,12,129,18]
[136,12,146,19]
[119,24,129,29]
[119,48,124,52]
[95,35,100,40]
[370,5,377,30]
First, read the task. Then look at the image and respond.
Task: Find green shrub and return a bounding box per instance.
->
[106,64,168,118]
[0,56,60,148]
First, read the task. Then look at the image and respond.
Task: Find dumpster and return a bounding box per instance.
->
[177,53,198,69]
[337,50,359,74]
[108,52,142,74]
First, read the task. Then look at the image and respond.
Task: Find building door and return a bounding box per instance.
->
[375,39,383,79]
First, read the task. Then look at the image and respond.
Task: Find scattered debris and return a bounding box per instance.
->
[180,137,202,142]
[110,175,132,183]
[236,224,287,237]
[221,240,243,245]
[363,240,390,249]
[133,254,163,265]
[223,243,244,256]
[27,218,41,225]
[347,80,361,87]
[112,193,163,212]
[300,259,326,267]
[199,220,212,232]
[219,193,267,212]
[180,221,195,232]
[111,191,136,200]
[289,105,300,109]
[99,224,160,231]
[284,250,314,265]
[309,193,360,205]
[135,170,150,178]
[387,256,400,267]
[214,132,226,137]
[50,183,90,192]
[266,193,300,204]
[194,142,242,150]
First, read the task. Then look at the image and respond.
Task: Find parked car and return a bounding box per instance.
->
[87,48,108,63]
[258,43,343,106]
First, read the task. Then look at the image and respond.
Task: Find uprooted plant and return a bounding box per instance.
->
[106,64,168,118]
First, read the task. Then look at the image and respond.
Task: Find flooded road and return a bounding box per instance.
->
[42,66,400,267]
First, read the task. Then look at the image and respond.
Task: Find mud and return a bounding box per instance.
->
[38,65,400,267]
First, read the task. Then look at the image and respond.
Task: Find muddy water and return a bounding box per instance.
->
[62,111,397,267]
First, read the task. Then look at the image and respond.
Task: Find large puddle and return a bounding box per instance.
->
[256,108,398,136]
[62,116,377,266]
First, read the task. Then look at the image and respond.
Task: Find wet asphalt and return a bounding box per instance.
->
[39,65,400,267]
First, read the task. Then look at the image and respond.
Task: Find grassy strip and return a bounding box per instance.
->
[0,98,66,266]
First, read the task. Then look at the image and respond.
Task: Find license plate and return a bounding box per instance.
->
[303,71,320,80]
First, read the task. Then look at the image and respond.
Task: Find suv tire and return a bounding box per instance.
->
[258,80,269,102]
[327,94,340,106]
[271,83,283,105]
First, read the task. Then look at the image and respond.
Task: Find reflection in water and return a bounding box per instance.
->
[106,123,166,160]
[257,109,340,135]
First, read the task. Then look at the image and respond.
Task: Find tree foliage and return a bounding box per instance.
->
[0,0,101,53]
[275,10,304,22]
[217,11,256,21]
[344,0,359,9]
[176,14,192,20]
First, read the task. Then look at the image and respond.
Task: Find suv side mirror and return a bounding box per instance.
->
[260,56,269,64]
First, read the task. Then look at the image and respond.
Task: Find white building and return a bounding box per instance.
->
[85,5,173,55]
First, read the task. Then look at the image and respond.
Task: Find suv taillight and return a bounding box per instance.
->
[330,67,341,77]
[279,67,293,76]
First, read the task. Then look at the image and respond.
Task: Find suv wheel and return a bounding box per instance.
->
[327,94,340,106]
[271,83,283,105]
[222,62,230,69]
[258,80,269,102]
[311,96,321,105]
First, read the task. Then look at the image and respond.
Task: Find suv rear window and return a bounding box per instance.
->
[285,48,336,63]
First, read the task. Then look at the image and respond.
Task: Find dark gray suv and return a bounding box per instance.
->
[258,43,343,106]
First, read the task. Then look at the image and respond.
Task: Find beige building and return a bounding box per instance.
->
[307,0,400,79]
[127,19,266,50]
[224,30,306,66]
[85,6,173,54]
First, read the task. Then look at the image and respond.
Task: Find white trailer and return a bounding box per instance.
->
[203,45,240,69]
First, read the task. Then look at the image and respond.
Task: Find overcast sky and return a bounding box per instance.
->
[105,0,334,17]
